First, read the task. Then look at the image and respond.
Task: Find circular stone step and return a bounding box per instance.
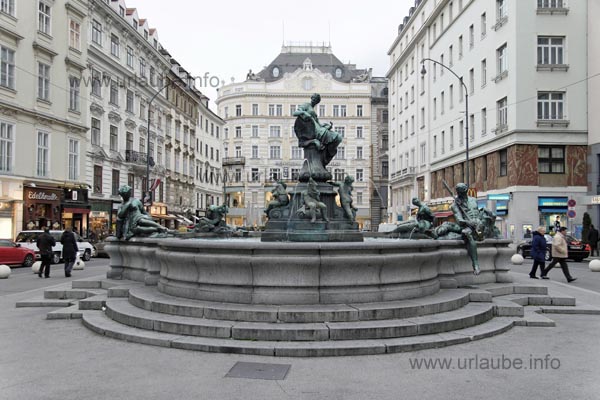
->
[103,298,494,342]
[127,286,472,323]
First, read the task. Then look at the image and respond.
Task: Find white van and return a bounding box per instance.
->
[15,230,96,264]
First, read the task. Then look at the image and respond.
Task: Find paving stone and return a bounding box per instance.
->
[79,294,107,310]
[521,310,556,327]
[493,299,525,317]
[468,290,493,302]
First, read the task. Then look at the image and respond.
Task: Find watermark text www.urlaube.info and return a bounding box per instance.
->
[409,354,561,370]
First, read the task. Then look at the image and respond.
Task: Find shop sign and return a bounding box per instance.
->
[488,194,510,201]
[27,191,59,201]
[538,197,568,207]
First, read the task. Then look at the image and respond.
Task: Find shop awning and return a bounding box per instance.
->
[434,211,454,218]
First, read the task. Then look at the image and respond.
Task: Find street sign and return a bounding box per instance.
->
[567,210,576,219]
[568,199,576,207]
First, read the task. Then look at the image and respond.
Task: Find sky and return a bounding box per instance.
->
[126,0,413,108]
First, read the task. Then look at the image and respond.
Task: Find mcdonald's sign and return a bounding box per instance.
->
[468,188,477,198]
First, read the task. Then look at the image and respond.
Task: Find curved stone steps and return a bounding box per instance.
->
[104,298,494,341]
[127,286,473,323]
[82,310,515,357]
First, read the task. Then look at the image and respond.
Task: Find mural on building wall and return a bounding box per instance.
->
[510,145,538,186]
[567,145,587,186]
[487,153,498,190]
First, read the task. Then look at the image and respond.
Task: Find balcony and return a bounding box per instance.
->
[125,150,148,165]
[223,157,246,166]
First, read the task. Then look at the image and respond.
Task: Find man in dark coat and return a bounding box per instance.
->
[587,224,599,257]
[529,226,547,279]
[60,228,78,277]
[36,227,56,278]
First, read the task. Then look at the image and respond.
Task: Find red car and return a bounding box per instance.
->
[0,239,35,267]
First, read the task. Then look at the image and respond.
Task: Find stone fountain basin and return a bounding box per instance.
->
[105,237,512,305]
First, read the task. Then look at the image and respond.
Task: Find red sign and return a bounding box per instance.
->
[568,199,576,207]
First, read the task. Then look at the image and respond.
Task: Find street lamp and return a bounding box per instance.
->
[420,58,470,186]
[145,78,172,204]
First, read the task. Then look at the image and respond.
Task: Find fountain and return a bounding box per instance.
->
[69,94,541,357]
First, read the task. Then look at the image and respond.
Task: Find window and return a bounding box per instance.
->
[497,44,508,75]
[381,161,388,176]
[497,97,508,128]
[126,90,134,113]
[481,108,487,135]
[356,105,363,117]
[481,59,487,87]
[450,126,455,150]
[269,145,281,159]
[68,139,79,180]
[449,85,454,110]
[459,121,464,145]
[111,34,120,57]
[340,105,347,117]
[37,131,49,177]
[356,126,363,138]
[458,35,463,58]
[268,104,275,116]
[0,46,15,89]
[251,168,260,182]
[112,169,120,196]
[92,20,102,45]
[38,1,51,34]
[252,104,258,115]
[539,146,565,174]
[469,69,474,95]
[69,76,80,112]
[269,126,281,138]
[537,37,564,65]
[291,168,300,181]
[356,146,363,159]
[0,121,14,172]
[110,81,119,105]
[319,104,326,117]
[497,0,507,19]
[126,47,134,68]
[356,168,364,182]
[91,118,101,146]
[251,125,258,137]
[441,131,445,154]
[276,104,283,116]
[337,146,345,159]
[441,91,445,114]
[235,126,241,138]
[1,0,14,16]
[110,125,118,151]
[449,45,453,66]
[481,13,487,38]
[334,169,345,181]
[251,145,259,159]
[538,0,563,8]
[291,146,302,159]
[139,58,146,77]
[469,114,475,139]
[333,105,340,117]
[469,25,474,49]
[91,69,101,97]
[126,132,133,151]
[69,20,81,50]
[356,192,363,205]
[37,63,50,101]
[93,165,103,193]
[269,168,281,181]
[236,104,242,116]
[499,149,507,176]
[420,142,426,165]
[537,92,565,120]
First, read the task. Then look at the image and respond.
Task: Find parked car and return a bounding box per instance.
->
[15,230,96,264]
[0,239,36,267]
[93,241,109,258]
[516,234,590,262]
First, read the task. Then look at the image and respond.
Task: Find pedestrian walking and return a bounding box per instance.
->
[529,226,547,279]
[36,227,56,278]
[587,224,599,257]
[60,227,78,278]
[554,216,561,233]
[541,226,577,282]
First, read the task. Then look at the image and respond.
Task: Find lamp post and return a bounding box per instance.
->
[145,78,172,204]
[420,58,470,186]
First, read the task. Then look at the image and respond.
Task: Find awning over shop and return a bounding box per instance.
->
[434,211,453,218]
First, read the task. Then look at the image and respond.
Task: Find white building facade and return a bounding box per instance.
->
[388,0,588,240]
[0,0,89,239]
[217,45,373,228]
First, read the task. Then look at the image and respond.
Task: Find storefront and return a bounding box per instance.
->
[538,196,568,233]
[90,200,113,241]
[23,187,62,230]
[61,187,90,236]
[0,200,15,238]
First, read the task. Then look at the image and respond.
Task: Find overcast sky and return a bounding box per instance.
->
[126,0,413,108]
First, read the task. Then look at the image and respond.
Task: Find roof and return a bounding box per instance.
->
[256,45,370,83]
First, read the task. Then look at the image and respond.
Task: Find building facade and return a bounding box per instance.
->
[370,77,389,230]
[388,0,588,240]
[216,44,373,228]
[0,0,89,239]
